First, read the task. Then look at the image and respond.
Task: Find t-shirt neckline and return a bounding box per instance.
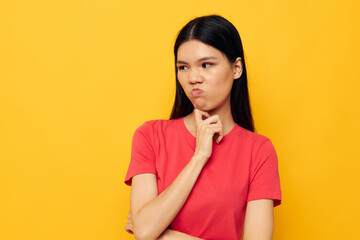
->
[178,117,240,144]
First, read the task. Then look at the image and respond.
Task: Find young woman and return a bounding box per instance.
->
[124,15,282,240]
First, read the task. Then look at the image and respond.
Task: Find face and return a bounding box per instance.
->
[176,40,242,113]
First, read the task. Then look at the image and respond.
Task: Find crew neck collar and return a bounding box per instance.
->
[178,117,239,145]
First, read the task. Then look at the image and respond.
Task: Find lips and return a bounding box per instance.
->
[191,88,203,97]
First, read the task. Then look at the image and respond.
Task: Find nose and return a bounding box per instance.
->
[189,68,204,84]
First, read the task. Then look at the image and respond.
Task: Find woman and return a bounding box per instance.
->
[124,15,282,240]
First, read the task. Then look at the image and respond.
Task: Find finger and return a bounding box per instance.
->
[194,109,210,125]
[197,109,211,120]
[216,124,224,144]
[206,124,223,144]
[205,125,223,135]
[194,109,202,126]
[202,114,221,125]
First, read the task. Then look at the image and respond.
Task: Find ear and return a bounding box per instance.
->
[233,57,243,79]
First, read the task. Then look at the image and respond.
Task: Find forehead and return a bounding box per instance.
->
[177,40,224,61]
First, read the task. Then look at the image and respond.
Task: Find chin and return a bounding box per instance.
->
[193,104,213,113]
[193,102,207,110]
[192,99,221,113]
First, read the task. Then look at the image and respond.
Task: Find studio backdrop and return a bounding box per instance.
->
[1,0,359,239]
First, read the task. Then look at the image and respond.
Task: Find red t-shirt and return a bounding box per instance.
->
[125,118,282,240]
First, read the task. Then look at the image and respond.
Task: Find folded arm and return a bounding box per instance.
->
[130,157,205,240]
[125,209,202,240]
[129,110,222,240]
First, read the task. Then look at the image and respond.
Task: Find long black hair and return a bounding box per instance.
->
[170,15,254,132]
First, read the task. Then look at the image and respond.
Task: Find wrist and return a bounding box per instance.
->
[191,153,208,166]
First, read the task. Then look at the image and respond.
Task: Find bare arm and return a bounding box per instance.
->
[131,162,204,240]
[242,199,274,240]
[130,110,223,240]
[125,209,203,240]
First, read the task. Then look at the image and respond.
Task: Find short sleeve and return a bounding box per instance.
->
[248,139,282,207]
[124,123,157,186]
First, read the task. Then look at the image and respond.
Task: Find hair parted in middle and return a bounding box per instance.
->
[170,15,254,132]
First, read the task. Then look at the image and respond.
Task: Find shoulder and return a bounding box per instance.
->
[232,125,276,155]
[135,118,182,137]
[235,125,271,144]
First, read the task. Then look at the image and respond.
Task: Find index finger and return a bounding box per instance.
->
[194,109,210,125]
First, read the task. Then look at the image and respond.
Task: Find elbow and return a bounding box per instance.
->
[133,230,151,240]
[132,222,159,240]
[131,210,165,240]
[133,230,158,240]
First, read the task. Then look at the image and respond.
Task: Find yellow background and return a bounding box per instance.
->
[1,0,359,239]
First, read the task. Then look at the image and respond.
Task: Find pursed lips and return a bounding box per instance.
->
[191,88,203,97]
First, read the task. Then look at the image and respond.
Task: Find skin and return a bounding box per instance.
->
[125,40,274,240]
[176,39,241,138]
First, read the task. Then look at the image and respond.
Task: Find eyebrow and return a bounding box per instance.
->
[177,56,217,65]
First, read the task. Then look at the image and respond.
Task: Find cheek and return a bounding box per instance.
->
[210,68,234,90]
[177,76,191,98]
[177,72,186,86]
[177,78,186,92]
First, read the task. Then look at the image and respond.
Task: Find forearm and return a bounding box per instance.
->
[132,155,205,240]
[158,229,204,240]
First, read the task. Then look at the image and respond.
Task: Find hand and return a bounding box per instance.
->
[193,109,223,162]
[124,211,133,234]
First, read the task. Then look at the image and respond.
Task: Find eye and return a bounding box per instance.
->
[178,65,189,71]
[202,62,212,68]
